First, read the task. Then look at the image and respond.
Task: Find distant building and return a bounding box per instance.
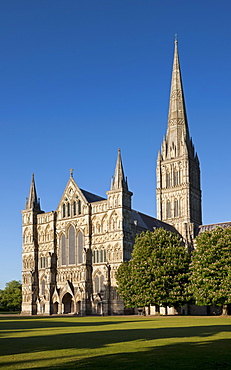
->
[21,40,226,315]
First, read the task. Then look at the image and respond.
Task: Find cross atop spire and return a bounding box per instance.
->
[110,149,128,191]
[26,173,41,211]
[174,33,178,44]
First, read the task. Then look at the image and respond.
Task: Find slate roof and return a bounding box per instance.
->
[80,189,106,203]
[198,221,231,234]
[131,210,178,234]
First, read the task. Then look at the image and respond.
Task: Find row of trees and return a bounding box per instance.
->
[0,280,22,311]
[116,227,231,314]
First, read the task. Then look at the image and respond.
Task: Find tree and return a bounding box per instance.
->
[190,227,231,315]
[0,280,22,311]
[116,229,190,311]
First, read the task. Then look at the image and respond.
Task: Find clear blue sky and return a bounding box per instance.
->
[1,0,231,289]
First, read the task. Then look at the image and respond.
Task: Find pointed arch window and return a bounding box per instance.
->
[78,200,81,215]
[93,249,99,263]
[166,201,171,219]
[93,271,105,293]
[173,170,180,186]
[41,279,45,296]
[62,204,66,218]
[69,226,76,265]
[94,274,99,293]
[174,199,179,218]
[77,231,84,264]
[67,203,70,217]
[100,248,106,263]
[166,172,170,188]
[73,201,76,216]
[40,256,47,269]
[61,234,66,266]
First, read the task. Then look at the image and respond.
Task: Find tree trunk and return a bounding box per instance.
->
[222,304,228,315]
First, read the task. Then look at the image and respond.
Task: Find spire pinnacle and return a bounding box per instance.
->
[110,149,128,191]
[26,173,41,211]
[174,33,178,44]
[166,38,190,151]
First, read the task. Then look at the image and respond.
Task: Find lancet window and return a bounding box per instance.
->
[174,199,179,218]
[41,279,45,296]
[93,247,106,263]
[61,234,66,265]
[93,271,105,293]
[69,226,76,265]
[77,231,84,264]
[166,172,170,188]
[166,200,171,219]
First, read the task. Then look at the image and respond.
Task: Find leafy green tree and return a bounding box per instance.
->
[115,261,135,307]
[0,280,22,311]
[116,229,190,310]
[190,227,231,315]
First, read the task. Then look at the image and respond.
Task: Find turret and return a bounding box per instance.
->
[21,173,43,315]
[26,173,41,211]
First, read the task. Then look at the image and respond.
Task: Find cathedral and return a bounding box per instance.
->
[21,40,221,316]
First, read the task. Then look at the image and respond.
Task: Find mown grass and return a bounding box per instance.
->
[1,315,231,369]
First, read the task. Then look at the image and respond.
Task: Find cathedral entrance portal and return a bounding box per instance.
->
[62,293,73,314]
[53,302,58,314]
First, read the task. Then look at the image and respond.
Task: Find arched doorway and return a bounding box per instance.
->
[53,302,58,314]
[62,293,73,314]
[97,302,102,315]
[76,301,81,315]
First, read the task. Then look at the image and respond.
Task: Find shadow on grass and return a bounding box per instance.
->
[0,315,143,333]
[1,323,231,354]
[1,336,231,369]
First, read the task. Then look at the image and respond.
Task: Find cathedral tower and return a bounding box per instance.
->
[22,174,43,314]
[156,39,202,246]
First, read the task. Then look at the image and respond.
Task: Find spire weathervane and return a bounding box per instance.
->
[174,33,178,44]
[70,168,74,177]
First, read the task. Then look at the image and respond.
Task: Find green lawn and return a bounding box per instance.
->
[1,315,231,369]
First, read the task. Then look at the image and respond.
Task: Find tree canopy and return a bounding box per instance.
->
[0,280,22,311]
[116,229,190,309]
[190,227,231,313]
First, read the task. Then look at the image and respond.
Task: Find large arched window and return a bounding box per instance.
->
[69,226,76,265]
[61,234,66,266]
[77,231,84,264]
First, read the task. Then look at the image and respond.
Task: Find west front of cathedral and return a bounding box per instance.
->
[21,40,224,316]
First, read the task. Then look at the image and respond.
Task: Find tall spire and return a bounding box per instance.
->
[26,173,41,211]
[156,38,202,246]
[166,37,190,150]
[111,149,128,191]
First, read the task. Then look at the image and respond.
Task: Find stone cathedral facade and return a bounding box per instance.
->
[21,40,205,315]
[21,151,175,315]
